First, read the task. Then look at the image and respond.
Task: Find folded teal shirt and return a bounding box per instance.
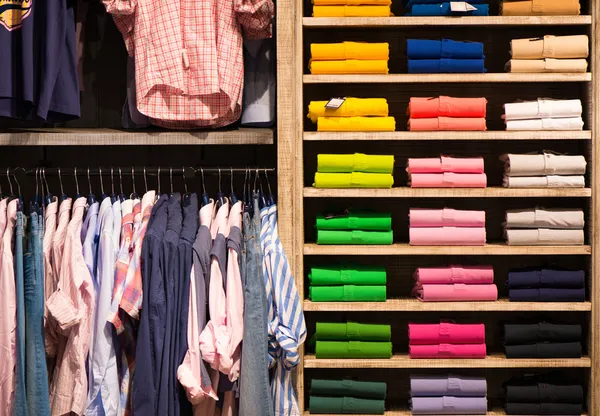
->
[315,322,392,341]
[310,379,388,400]
[317,230,394,245]
[316,212,392,231]
[309,396,386,414]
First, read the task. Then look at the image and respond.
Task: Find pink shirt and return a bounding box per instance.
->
[414,266,494,285]
[47,197,95,416]
[410,344,487,359]
[43,198,58,354]
[409,209,486,228]
[408,323,485,345]
[0,199,17,415]
[413,283,498,302]
[407,156,484,174]
[409,227,486,246]
[409,173,487,188]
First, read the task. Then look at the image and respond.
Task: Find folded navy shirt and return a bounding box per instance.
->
[506,383,584,404]
[507,268,585,289]
[509,288,585,302]
[408,58,486,73]
[504,323,582,344]
[505,342,582,358]
[505,403,583,415]
[406,3,489,15]
[407,39,484,60]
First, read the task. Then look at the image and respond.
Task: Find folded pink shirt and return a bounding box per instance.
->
[410,173,487,188]
[410,344,487,359]
[413,283,498,301]
[408,97,488,118]
[408,117,487,131]
[410,209,485,228]
[407,156,484,174]
[414,266,494,285]
[410,227,486,246]
[409,323,485,345]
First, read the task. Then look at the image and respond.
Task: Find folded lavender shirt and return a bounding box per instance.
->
[410,376,487,397]
[412,396,488,414]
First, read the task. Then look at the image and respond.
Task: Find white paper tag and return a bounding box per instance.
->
[450,1,477,12]
[325,97,346,109]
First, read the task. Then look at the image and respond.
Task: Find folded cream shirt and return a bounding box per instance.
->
[505,208,584,229]
[507,58,588,73]
[505,117,584,131]
[511,35,589,59]
[501,153,587,176]
[503,176,585,188]
[503,99,582,121]
[505,229,584,245]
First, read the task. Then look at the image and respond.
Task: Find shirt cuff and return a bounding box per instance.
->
[47,289,82,331]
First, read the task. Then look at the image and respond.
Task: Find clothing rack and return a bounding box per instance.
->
[12,167,275,177]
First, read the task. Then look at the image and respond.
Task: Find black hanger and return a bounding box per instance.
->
[118,167,126,202]
[11,168,23,212]
[131,166,138,200]
[30,168,40,215]
[229,167,238,204]
[110,167,117,204]
[169,167,175,197]
[157,166,162,197]
[200,168,210,207]
[242,168,249,212]
[87,167,96,205]
[264,168,275,206]
[58,167,68,202]
[99,167,108,201]
[74,167,81,199]
[216,167,225,208]
[43,168,53,206]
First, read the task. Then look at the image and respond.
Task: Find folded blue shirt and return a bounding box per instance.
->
[508,268,585,289]
[509,288,586,302]
[407,39,484,60]
[406,3,489,16]
[408,58,486,73]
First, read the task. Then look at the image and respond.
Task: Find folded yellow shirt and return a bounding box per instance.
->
[313,0,391,5]
[308,98,389,123]
[318,153,395,173]
[313,5,392,16]
[507,58,588,73]
[318,116,396,132]
[311,42,389,61]
[314,172,394,188]
[501,0,580,15]
[310,60,389,74]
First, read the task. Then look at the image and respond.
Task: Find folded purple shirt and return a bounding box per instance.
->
[412,396,488,414]
[410,376,487,397]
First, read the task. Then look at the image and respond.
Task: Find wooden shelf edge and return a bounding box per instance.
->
[303,355,592,368]
[303,299,592,312]
[303,73,592,84]
[303,187,592,198]
[303,16,593,27]
[304,243,592,255]
[0,128,274,146]
[303,131,592,141]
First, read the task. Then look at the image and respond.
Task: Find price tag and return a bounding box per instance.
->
[325,97,346,109]
[450,1,477,12]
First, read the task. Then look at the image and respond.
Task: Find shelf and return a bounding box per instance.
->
[304,73,592,84]
[303,354,592,368]
[303,131,592,141]
[304,188,592,198]
[304,244,592,255]
[0,128,274,146]
[302,409,586,416]
[303,16,593,27]
[303,299,592,312]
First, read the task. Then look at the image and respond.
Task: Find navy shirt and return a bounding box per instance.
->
[0,0,80,121]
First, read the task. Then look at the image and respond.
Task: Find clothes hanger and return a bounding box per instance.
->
[254,168,266,209]
[99,166,108,201]
[131,166,138,200]
[242,168,249,212]
[229,167,238,204]
[30,168,40,215]
[181,166,192,205]
[143,166,148,196]
[118,167,126,202]
[58,167,68,202]
[157,166,161,197]
[110,167,117,204]
[200,167,210,207]
[169,167,175,197]
[87,167,96,205]
[12,168,23,212]
[264,168,274,206]
[74,167,81,199]
[43,168,53,206]
[216,167,225,208]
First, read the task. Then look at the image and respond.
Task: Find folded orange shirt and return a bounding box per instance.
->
[408,96,487,118]
[313,5,392,16]
[501,0,580,15]
[408,117,487,131]
[311,42,389,61]
[313,0,391,5]
[309,60,389,74]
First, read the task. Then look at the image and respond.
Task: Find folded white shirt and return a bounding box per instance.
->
[505,228,584,245]
[503,175,585,188]
[501,153,586,176]
[505,117,584,131]
[505,208,584,229]
[503,99,582,121]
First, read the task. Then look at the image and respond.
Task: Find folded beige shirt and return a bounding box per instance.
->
[507,58,588,73]
[505,117,584,131]
[511,35,589,59]
[503,176,585,188]
[501,0,580,16]
[505,208,584,229]
[505,229,584,245]
[501,153,587,176]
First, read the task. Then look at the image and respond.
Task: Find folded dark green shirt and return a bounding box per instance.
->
[309,396,385,414]
[309,285,386,302]
[316,212,392,231]
[310,379,387,400]
[315,322,392,341]
[309,264,387,286]
[316,341,393,359]
[317,230,394,245]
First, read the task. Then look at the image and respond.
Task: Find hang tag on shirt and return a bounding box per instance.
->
[324,209,350,220]
[325,97,346,109]
[450,1,477,12]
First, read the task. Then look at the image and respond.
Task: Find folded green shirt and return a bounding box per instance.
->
[310,379,387,400]
[309,264,387,286]
[317,230,393,245]
[309,396,385,414]
[318,153,395,174]
[315,322,391,341]
[313,172,394,188]
[316,212,392,231]
[315,341,393,359]
[310,285,386,302]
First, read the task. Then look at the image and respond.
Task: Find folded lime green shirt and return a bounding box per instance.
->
[316,212,392,231]
[309,265,387,286]
[316,341,393,358]
[310,285,386,302]
[317,230,393,245]
[317,116,396,132]
[313,172,394,188]
[308,98,389,123]
[310,379,388,399]
[309,396,386,414]
[316,322,391,341]
[317,153,395,173]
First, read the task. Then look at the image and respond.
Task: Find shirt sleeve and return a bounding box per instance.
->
[46,289,81,332]
[235,0,275,41]
[102,0,137,56]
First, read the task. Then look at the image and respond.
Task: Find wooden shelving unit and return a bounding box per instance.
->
[303,15,593,26]
[304,187,592,198]
[304,73,592,84]
[304,131,593,141]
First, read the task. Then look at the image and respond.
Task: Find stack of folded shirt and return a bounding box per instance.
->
[314,153,395,188]
[314,322,393,358]
[407,156,487,188]
[504,208,585,246]
[501,152,587,188]
[508,267,586,302]
[500,0,580,16]
[408,96,487,131]
[312,0,392,17]
[503,98,584,131]
[410,375,487,415]
[503,322,582,358]
[507,35,589,73]
[413,265,497,302]
[310,42,390,75]
[307,98,396,132]
[405,0,489,16]
[309,264,387,302]
[407,39,486,74]
[504,374,584,415]
[409,322,487,358]
[316,211,394,245]
[309,379,387,415]
[409,208,487,246]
